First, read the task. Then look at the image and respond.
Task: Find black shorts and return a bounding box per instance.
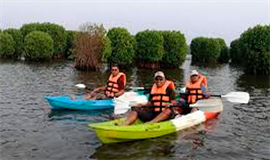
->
[181,105,192,115]
[175,100,192,115]
[132,107,160,122]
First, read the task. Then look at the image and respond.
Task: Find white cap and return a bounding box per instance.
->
[154,71,165,78]
[190,70,199,76]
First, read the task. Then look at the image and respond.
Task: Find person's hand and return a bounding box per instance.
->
[205,92,211,99]
[90,91,95,95]
[109,93,115,98]
[93,88,99,92]
[164,103,172,108]
[106,92,114,98]
[171,100,177,105]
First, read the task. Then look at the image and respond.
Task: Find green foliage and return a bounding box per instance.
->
[0,32,15,57]
[131,35,137,52]
[190,37,221,63]
[20,23,39,37]
[4,28,23,58]
[230,39,243,64]
[135,30,164,62]
[21,22,66,55]
[216,38,229,63]
[65,30,78,59]
[24,31,54,60]
[107,27,135,66]
[239,25,270,75]
[101,36,112,61]
[160,31,188,67]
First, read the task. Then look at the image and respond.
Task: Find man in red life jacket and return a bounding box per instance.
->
[121,71,176,125]
[85,64,126,100]
[171,69,210,115]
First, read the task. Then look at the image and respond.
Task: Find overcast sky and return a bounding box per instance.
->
[1,0,269,45]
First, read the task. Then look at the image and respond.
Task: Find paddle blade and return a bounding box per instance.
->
[113,101,130,115]
[129,86,145,90]
[190,99,223,112]
[75,84,86,89]
[222,92,250,104]
[113,92,148,115]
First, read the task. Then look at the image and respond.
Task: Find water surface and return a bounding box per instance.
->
[0,59,269,160]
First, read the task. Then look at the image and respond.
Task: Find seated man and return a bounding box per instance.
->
[172,69,210,115]
[85,64,126,100]
[122,71,177,125]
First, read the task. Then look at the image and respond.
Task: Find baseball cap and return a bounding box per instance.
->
[154,71,165,78]
[190,70,199,76]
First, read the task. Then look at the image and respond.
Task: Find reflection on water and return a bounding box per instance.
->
[238,73,270,89]
[47,109,114,122]
[0,59,269,160]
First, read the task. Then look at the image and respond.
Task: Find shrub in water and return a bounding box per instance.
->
[24,31,54,60]
[239,25,270,75]
[65,30,78,59]
[230,39,243,65]
[216,38,229,63]
[160,31,188,67]
[4,28,24,59]
[135,30,164,68]
[107,27,135,66]
[190,37,220,63]
[74,22,111,70]
[21,22,66,56]
[0,32,15,58]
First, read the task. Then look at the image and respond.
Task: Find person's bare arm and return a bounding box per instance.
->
[114,89,125,97]
[137,101,151,107]
[93,86,106,92]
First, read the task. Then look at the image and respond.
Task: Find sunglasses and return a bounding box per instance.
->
[191,75,198,77]
[155,77,164,81]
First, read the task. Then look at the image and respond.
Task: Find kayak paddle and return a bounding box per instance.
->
[189,99,223,112]
[114,98,224,114]
[210,92,250,104]
[178,91,250,104]
[75,84,148,91]
[113,91,250,115]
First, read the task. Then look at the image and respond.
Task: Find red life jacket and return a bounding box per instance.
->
[105,72,126,97]
[150,80,175,112]
[186,74,207,104]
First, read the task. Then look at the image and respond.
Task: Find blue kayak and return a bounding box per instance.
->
[44,94,114,110]
[44,91,148,110]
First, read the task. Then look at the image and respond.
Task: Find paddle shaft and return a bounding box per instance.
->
[131,105,181,109]
[210,94,222,98]
[76,84,149,92]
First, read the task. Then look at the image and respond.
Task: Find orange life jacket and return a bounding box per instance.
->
[105,72,126,97]
[186,74,207,104]
[150,80,175,112]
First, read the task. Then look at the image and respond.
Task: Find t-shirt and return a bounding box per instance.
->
[116,75,125,91]
[166,86,176,100]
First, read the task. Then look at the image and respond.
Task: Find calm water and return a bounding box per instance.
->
[0,59,269,160]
